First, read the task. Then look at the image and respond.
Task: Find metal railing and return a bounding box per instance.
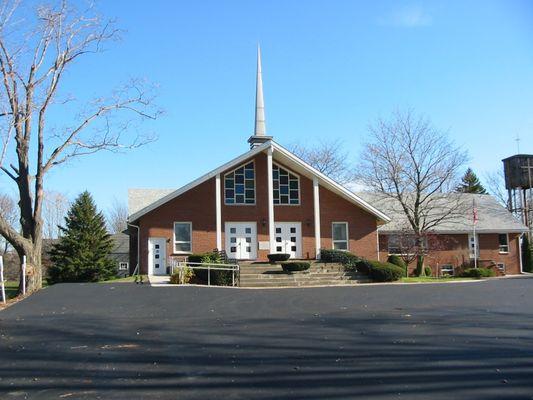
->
[171,261,240,287]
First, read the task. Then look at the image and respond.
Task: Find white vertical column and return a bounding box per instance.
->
[215,173,222,251]
[267,147,275,253]
[313,177,321,259]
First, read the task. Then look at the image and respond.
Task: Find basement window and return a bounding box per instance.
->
[174,222,192,253]
[118,262,129,271]
[225,162,255,205]
[273,164,300,205]
[498,234,509,253]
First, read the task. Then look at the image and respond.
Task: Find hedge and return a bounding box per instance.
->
[368,261,404,282]
[424,266,432,277]
[320,249,360,270]
[460,267,496,278]
[281,261,311,272]
[267,253,291,263]
[186,252,232,286]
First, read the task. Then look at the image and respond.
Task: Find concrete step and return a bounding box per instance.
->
[241,279,370,287]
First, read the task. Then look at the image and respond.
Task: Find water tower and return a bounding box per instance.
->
[502,154,533,236]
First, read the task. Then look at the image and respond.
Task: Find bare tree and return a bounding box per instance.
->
[290,139,356,185]
[0,192,17,254]
[485,170,508,207]
[358,110,468,276]
[0,1,160,293]
[107,199,127,234]
[42,190,69,239]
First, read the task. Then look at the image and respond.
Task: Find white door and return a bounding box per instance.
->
[274,222,302,259]
[148,237,167,275]
[225,222,257,260]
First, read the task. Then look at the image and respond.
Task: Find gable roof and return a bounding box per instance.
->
[356,192,528,234]
[128,140,391,223]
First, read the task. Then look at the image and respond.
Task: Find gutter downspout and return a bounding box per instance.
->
[127,221,141,281]
[519,233,524,274]
[376,226,380,262]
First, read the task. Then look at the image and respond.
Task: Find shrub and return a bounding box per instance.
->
[169,265,194,284]
[424,266,432,277]
[281,261,311,272]
[187,252,233,285]
[355,258,372,275]
[368,261,404,282]
[460,267,496,278]
[387,254,406,268]
[320,249,360,270]
[267,253,291,263]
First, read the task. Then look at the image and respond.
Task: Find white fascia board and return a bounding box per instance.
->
[128,141,272,222]
[379,228,528,235]
[271,141,391,222]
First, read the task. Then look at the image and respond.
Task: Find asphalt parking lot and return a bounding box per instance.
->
[1,278,533,399]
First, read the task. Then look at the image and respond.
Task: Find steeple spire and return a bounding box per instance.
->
[254,45,266,136]
[248,44,273,149]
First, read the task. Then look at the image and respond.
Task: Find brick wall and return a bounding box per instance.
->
[378,232,521,275]
[133,151,381,273]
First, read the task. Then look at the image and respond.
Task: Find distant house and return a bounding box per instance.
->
[126,50,528,277]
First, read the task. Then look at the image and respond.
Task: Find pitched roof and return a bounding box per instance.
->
[356,192,528,233]
[127,140,391,222]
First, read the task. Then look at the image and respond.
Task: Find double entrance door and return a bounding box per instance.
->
[274,222,302,259]
[225,222,257,260]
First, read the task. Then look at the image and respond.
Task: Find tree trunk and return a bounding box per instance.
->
[18,244,42,294]
[415,254,425,276]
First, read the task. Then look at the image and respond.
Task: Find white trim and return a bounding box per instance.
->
[313,177,321,259]
[223,160,257,206]
[519,234,524,273]
[379,229,528,234]
[129,140,391,223]
[267,147,275,253]
[215,174,222,251]
[376,226,380,261]
[118,261,129,271]
[129,141,271,221]
[332,221,349,251]
[173,221,192,254]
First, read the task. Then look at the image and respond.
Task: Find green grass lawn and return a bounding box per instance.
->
[2,280,20,300]
[400,276,477,283]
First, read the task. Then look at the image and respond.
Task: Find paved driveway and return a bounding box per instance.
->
[1,278,533,399]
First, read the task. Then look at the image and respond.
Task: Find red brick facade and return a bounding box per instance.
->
[378,232,521,275]
[130,150,523,276]
[131,152,380,274]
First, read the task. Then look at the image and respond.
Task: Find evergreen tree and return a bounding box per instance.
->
[523,235,532,273]
[456,168,487,194]
[48,191,116,283]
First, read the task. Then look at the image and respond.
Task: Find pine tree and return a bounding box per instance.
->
[456,168,487,194]
[48,191,116,283]
[523,235,532,273]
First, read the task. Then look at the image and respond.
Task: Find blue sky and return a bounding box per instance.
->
[7,0,533,211]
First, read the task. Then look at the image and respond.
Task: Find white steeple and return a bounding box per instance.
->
[248,45,273,148]
[254,45,266,136]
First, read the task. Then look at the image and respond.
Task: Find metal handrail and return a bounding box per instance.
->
[171,261,240,286]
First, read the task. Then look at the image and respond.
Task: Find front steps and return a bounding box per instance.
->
[239,263,369,287]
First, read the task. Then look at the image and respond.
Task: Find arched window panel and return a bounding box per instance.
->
[273,164,300,205]
[224,162,255,205]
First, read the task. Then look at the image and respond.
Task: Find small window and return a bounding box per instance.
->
[245,227,252,234]
[276,227,282,234]
[498,234,509,253]
[118,262,129,271]
[230,227,236,234]
[497,263,505,272]
[174,222,192,253]
[332,222,348,251]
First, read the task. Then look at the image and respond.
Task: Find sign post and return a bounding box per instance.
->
[1,256,5,304]
[21,255,26,295]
